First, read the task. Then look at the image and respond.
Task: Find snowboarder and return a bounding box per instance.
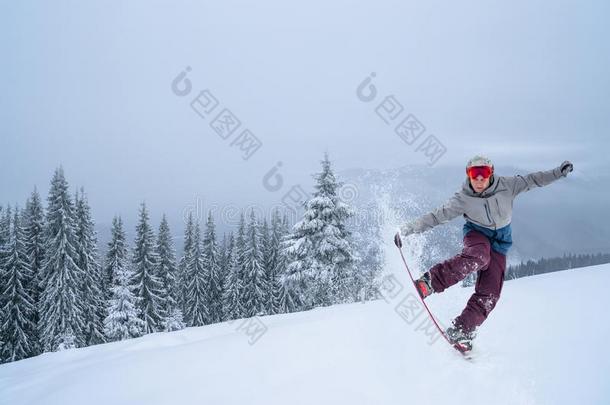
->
[394,156,573,351]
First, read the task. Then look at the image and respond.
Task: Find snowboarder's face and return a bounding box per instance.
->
[470,175,490,193]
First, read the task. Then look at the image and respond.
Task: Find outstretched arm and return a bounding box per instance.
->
[507,161,573,197]
[400,192,465,236]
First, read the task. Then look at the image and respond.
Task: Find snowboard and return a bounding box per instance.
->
[395,234,473,360]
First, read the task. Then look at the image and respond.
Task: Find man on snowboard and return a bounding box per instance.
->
[394,156,573,352]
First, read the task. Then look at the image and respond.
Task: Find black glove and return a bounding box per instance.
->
[560,161,573,176]
[394,232,403,248]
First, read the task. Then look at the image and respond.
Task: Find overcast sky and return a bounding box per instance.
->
[1,0,609,227]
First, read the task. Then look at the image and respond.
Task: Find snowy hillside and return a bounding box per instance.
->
[2,262,609,405]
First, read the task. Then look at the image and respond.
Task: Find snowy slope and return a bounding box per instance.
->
[1,262,609,405]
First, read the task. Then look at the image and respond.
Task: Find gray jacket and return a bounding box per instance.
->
[400,164,568,235]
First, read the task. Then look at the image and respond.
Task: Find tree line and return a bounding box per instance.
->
[0,154,380,364]
[505,252,610,280]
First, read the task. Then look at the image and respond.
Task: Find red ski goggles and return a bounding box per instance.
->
[466,165,493,180]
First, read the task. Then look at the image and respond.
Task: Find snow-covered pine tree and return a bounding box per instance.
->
[131,202,164,334]
[241,210,269,317]
[202,211,222,324]
[74,188,106,346]
[178,212,195,315]
[183,221,210,326]
[269,210,298,314]
[0,206,12,293]
[0,206,6,361]
[282,153,356,309]
[217,232,231,319]
[0,208,36,363]
[22,188,45,355]
[155,214,184,332]
[0,206,11,346]
[0,206,9,251]
[222,216,245,321]
[218,233,229,276]
[38,167,85,351]
[104,216,144,341]
[0,205,6,244]
[102,217,126,303]
[259,217,275,314]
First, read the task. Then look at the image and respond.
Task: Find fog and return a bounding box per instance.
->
[1,0,609,242]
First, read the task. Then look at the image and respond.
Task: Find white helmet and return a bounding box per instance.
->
[466,155,493,169]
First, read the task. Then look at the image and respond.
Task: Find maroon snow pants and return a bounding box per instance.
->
[428,230,506,334]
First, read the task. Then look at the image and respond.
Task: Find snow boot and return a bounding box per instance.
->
[446,323,475,353]
[414,272,434,299]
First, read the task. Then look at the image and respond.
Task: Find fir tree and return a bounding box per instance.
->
[183,222,210,326]
[283,153,356,309]
[38,167,84,351]
[241,210,269,317]
[74,189,106,346]
[0,206,10,250]
[222,230,243,321]
[155,214,184,332]
[269,210,298,314]
[202,211,222,323]
[131,203,164,334]
[0,206,12,296]
[218,232,232,320]
[259,217,274,314]
[0,205,11,354]
[103,216,128,302]
[104,216,144,341]
[22,188,45,354]
[0,205,6,244]
[0,208,36,362]
[178,213,195,315]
